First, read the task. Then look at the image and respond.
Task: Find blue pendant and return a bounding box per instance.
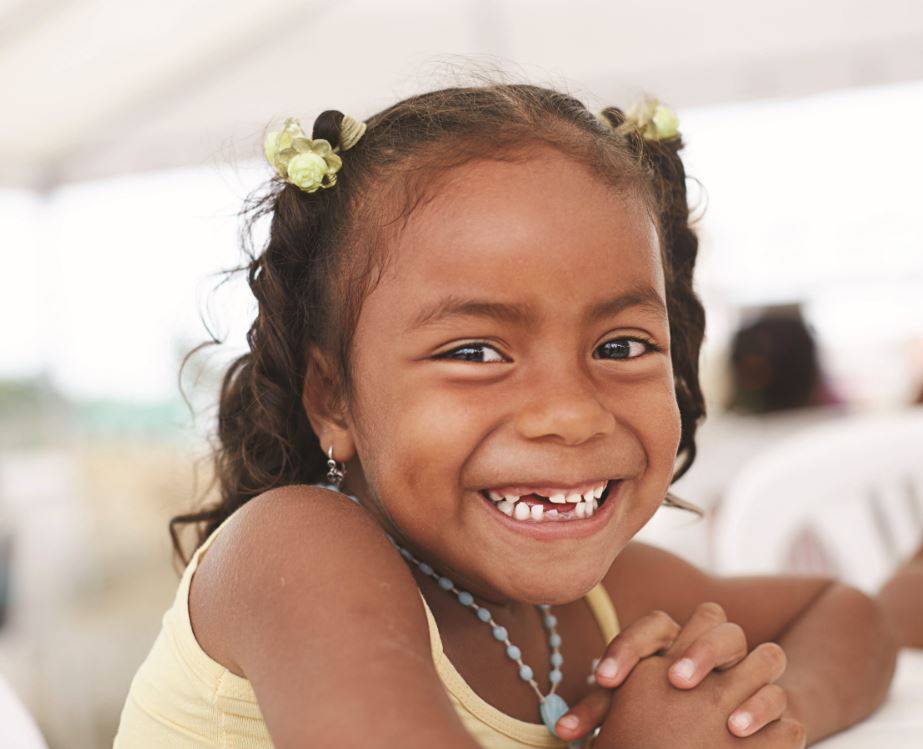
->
[539,693,570,737]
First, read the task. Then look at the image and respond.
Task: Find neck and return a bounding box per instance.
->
[411,563,536,627]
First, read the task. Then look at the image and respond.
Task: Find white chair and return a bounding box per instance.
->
[713,409,923,593]
[0,673,47,749]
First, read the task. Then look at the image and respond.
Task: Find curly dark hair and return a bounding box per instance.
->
[170,81,707,566]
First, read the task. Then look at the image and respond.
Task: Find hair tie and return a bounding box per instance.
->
[263,113,366,193]
[338,114,367,152]
[597,97,680,141]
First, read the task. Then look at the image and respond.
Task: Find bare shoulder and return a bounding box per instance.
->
[191,482,419,665]
[190,484,475,747]
[197,482,392,591]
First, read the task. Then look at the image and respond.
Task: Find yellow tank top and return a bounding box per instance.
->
[114,509,620,748]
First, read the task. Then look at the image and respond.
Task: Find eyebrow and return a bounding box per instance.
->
[407,285,667,331]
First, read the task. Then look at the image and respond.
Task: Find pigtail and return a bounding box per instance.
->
[170,183,335,566]
[642,134,707,483]
[596,106,707,483]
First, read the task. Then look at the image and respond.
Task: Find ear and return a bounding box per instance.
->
[301,343,357,463]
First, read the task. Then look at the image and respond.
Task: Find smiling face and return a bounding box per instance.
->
[314,144,681,605]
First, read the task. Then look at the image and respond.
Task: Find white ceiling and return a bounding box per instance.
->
[2,0,922,190]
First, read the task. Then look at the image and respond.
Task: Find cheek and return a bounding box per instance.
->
[351,352,482,494]
[656,380,683,457]
[392,396,472,480]
[614,380,682,535]
[619,376,682,478]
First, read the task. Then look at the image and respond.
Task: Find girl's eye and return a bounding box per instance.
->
[435,337,661,363]
[594,337,661,360]
[435,341,503,362]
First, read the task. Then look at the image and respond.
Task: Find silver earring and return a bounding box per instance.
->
[326,445,346,489]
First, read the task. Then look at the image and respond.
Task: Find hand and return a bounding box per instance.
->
[553,608,681,739]
[555,602,800,744]
[594,604,805,749]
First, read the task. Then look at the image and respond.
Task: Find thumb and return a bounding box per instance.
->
[553,687,612,740]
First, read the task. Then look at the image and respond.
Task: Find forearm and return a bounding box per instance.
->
[774,582,899,745]
[875,554,923,648]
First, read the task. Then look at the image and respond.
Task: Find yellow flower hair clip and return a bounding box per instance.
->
[596,97,680,141]
[263,113,366,193]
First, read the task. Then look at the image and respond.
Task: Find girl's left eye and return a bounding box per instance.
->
[434,337,661,363]
[594,337,661,360]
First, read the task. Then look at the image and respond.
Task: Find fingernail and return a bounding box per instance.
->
[596,657,619,679]
[730,711,752,732]
[558,715,579,731]
[670,658,695,680]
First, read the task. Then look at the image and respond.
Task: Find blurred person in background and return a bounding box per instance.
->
[672,305,849,530]
[726,307,843,414]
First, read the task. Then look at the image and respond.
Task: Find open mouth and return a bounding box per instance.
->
[479,479,618,523]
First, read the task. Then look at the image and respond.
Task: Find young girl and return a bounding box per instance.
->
[114,83,900,748]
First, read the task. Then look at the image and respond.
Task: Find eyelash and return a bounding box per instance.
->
[434,337,664,363]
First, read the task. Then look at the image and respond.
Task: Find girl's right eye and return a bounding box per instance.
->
[435,342,506,363]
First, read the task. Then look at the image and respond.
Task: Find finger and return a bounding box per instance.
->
[668,621,748,689]
[553,687,612,740]
[728,641,788,687]
[664,601,727,658]
[747,717,807,749]
[594,609,681,687]
[720,642,788,707]
[727,683,788,738]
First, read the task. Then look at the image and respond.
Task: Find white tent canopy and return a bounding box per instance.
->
[2,0,922,190]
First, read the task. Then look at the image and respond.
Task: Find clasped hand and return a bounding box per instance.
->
[555,602,806,748]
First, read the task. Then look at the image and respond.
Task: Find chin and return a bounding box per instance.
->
[500,564,608,606]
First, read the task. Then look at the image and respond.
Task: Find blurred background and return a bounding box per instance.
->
[1,1,922,747]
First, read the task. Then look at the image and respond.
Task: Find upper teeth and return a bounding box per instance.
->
[494,495,601,522]
[486,480,608,505]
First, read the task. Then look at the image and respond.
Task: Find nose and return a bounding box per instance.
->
[514,370,616,446]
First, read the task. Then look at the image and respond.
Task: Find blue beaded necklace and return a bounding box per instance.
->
[318,480,597,747]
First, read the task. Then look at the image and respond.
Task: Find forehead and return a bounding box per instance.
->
[364,146,664,327]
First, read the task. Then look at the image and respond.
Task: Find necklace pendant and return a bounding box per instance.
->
[539,693,570,737]
[540,693,591,747]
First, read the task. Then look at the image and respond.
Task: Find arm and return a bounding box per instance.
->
[874,541,923,648]
[191,485,479,749]
[771,581,898,743]
[604,541,899,745]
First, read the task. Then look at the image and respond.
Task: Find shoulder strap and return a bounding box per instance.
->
[415,588,447,662]
[584,583,621,642]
